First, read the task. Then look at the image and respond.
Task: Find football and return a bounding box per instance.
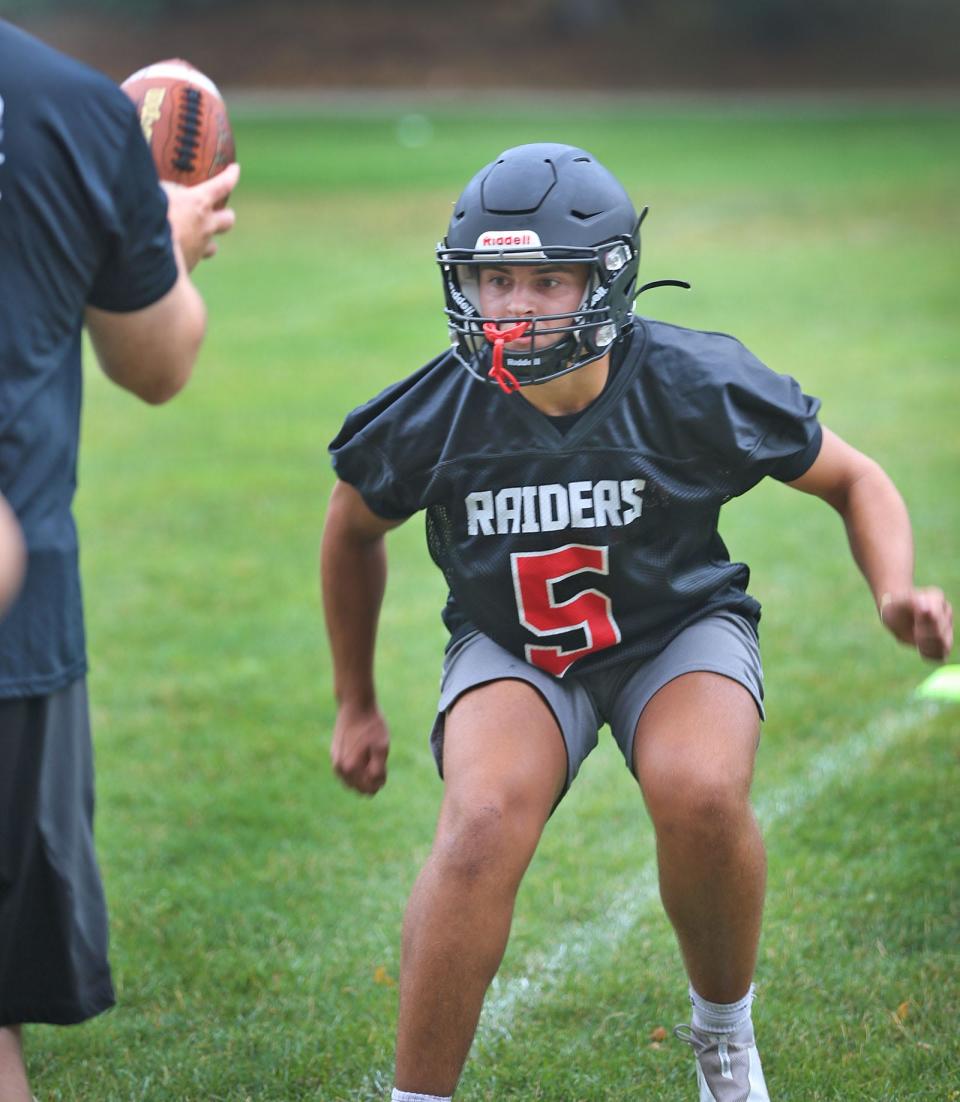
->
[121,59,235,187]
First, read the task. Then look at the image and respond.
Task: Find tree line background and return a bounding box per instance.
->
[5,0,959,91]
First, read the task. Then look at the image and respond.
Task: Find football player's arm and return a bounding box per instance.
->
[0,493,26,615]
[322,478,406,795]
[84,165,239,405]
[787,426,953,660]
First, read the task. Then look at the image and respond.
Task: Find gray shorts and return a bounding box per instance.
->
[0,678,115,1026]
[431,611,764,797]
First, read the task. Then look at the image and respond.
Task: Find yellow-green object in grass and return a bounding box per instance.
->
[915,665,960,701]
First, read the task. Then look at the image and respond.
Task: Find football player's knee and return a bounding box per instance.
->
[646,770,750,842]
[434,799,535,886]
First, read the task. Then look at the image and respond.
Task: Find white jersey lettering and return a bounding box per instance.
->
[466,490,495,535]
[620,479,645,524]
[495,487,522,533]
[521,485,539,533]
[538,484,570,532]
[568,480,595,528]
[592,479,622,526]
[466,479,646,536]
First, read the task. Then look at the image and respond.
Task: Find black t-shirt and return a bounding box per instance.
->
[330,319,822,678]
[0,21,178,697]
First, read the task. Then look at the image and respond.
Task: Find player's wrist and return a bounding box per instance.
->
[334,686,379,714]
[877,592,895,623]
[876,586,913,623]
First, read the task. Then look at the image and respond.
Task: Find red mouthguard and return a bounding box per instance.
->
[482,321,530,395]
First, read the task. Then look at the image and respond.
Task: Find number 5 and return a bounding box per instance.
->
[510,544,621,677]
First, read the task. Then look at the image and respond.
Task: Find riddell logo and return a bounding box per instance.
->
[449,284,475,315]
[475,230,543,250]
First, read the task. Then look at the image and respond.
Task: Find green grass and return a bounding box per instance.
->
[26,101,960,1101]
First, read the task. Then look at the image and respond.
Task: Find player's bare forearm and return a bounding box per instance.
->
[321,480,405,793]
[789,426,953,659]
[321,480,402,705]
[830,455,913,606]
[322,522,386,710]
[838,472,952,658]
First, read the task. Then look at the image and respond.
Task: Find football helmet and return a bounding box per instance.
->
[437,142,687,391]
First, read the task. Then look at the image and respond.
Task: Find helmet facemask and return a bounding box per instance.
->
[438,234,639,392]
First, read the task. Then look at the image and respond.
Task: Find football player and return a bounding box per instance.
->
[322,143,952,1101]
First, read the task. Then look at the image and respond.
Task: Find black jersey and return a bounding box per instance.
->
[330,320,821,678]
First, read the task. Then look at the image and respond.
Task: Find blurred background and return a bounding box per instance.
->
[6,0,960,97]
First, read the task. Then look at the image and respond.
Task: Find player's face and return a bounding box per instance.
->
[477,264,588,349]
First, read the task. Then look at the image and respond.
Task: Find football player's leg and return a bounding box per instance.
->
[394,678,567,1097]
[632,671,765,1004]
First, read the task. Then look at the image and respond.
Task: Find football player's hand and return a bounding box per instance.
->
[880,587,954,661]
[331,702,390,795]
[162,162,240,272]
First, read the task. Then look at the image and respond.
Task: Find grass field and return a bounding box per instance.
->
[28,100,960,1101]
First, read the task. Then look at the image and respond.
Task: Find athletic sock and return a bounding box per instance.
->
[391,1091,452,1102]
[688,982,756,1034]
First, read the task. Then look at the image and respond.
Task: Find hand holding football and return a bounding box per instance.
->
[121,59,235,187]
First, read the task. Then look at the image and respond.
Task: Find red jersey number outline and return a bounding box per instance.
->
[510,543,621,677]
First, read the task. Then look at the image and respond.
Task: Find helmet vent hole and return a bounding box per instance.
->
[571,208,602,221]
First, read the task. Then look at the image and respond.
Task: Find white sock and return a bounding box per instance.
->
[689,982,756,1034]
[391,1091,452,1102]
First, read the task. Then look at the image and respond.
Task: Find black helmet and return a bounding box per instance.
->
[436,142,686,391]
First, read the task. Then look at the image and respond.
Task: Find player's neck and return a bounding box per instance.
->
[519,354,610,417]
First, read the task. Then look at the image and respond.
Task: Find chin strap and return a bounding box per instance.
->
[482,321,529,394]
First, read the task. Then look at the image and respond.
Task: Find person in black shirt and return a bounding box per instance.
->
[323,144,953,1102]
[0,20,238,1101]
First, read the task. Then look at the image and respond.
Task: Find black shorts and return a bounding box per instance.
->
[0,678,115,1026]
